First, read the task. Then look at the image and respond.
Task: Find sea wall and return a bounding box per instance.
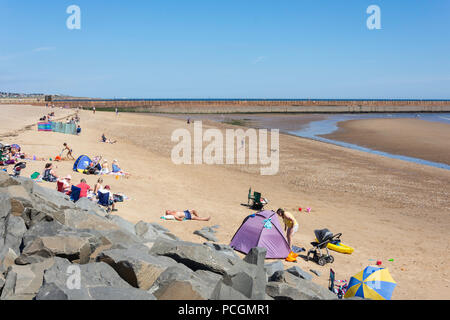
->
[3,99,450,113]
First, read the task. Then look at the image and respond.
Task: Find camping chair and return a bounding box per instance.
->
[328,268,347,299]
[98,191,112,212]
[70,186,81,202]
[248,188,267,210]
[57,181,65,193]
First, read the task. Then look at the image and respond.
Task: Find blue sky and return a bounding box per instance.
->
[1,0,449,99]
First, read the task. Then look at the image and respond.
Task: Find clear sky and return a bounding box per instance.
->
[1,0,449,99]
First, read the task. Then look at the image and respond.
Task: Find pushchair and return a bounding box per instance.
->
[12,162,26,177]
[306,229,342,266]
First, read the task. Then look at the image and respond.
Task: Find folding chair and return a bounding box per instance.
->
[97,191,111,212]
[70,186,81,202]
[57,181,65,193]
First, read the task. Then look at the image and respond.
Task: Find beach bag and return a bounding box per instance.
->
[113,194,124,203]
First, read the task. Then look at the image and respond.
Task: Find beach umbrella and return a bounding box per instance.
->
[344,266,397,300]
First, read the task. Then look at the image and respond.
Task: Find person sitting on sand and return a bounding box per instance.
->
[164,210,211,222]
[62,143,75,160]
[57,175,72,194]
[42,163,59,182]
[276,208,299,249]
[98,185,118,212]
[111,160,130,177]
[100,160,110,175]
[76,179,91,199]
[93,177,104,195]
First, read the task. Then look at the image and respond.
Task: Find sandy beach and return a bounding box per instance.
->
[1,105,449,300]
[323,118,450,165]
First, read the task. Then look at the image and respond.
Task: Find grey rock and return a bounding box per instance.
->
[75,197,107,217]
[310,269,321,277]
[1,258,55,300]
[264,261,285,278]
[0,172,21,188]
[135,221,179,243]
[0,214,27,261]
[149,264,214,300]
[34,282,68,300]
[266,271,336,300]
[286,266,313,281]
[59,208,119,231]
[106,214,136,235]
[96,247,177,290]
[243,247,267,269]
[0,273,5,291]
[87,286,156,300]
[193,227,218,242]
[210,280,250,300]
[202,243,240,259]
[40,257,135,300]
[149,238,241,275]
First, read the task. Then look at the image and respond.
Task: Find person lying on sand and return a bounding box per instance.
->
[164,210,211,222]
[101,134,117,144]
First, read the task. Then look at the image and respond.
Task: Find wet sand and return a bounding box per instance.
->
[323,118,450,165]
[2,106,450,300]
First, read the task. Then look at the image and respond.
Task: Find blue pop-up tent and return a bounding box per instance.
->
[73,155,93,173]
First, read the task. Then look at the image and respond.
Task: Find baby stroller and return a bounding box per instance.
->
[12,162,26,177]
[306,229,342,266]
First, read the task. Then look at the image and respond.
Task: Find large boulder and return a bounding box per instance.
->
[202,243,240,259]
[106,214,137,235]
[75,198,107,218]
[19,220,103,264]
[38,257,142,300]
[0,258,55,300]
[267,270,336,300]
[264,261,285,279]
[193,227,218,242]
[1,184,33,217]
[285,266,313,281]
[0,172,20,188]
[96,247,177,290]
[59,208,119,231]
[0,194,27,264]
[135,221,179,243]
[210,280,250,300]
[149,238,241,275]
[148,264,216,300]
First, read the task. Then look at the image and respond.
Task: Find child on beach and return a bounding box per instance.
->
[62,143,75,160]
[276,208,299,249]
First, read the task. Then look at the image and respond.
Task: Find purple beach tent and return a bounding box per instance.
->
[230,210,291,259]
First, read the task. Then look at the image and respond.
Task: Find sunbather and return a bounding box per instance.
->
[101,134,117,144]
[164,210,211,222]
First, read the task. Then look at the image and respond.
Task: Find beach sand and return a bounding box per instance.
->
[322,118,450,165]
[2,105,449,300]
